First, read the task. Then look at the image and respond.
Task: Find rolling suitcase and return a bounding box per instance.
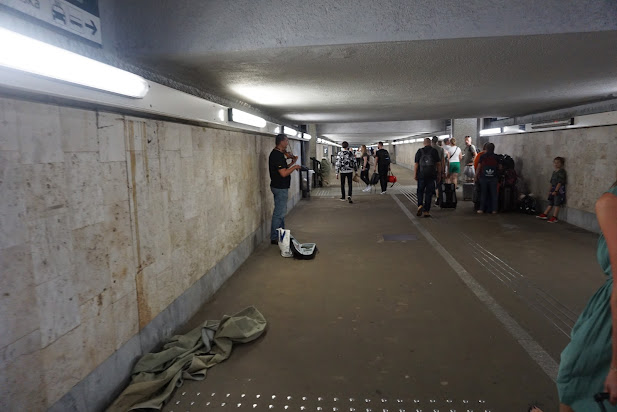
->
[498,185,518,212]
[463,182,474,201]
[440,183,457,209]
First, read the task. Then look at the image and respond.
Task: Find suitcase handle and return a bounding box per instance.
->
[595,392,609,412]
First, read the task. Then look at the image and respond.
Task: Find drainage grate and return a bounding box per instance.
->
[382,234,418,242]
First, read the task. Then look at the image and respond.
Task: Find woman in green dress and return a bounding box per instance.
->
[533,180,617,411]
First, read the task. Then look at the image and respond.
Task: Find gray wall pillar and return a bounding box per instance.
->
[308,124,317,163]
[452,118,480,147]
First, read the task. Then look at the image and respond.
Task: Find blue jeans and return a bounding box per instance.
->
[271,187,288,240]
[417,178,436,212]
[479,178,498,213]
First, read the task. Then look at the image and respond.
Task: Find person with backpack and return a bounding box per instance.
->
[431,136,446,205]
[475,143,500,214]
[375,141,391,194]
[414,138,442,218]
[335,141,356,203]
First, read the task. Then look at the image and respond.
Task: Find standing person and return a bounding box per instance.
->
[537,157,567,223]
[375,142,391,194]
[474,142,489,173]
[445,137,462,188]
[475,143,499,214]
[415,138,442,217]
[335,141,355,203]
[359,145,372,192]
[530,176,617,412]
[269,134,301,244]
[462,136,477,181]
[431,136,446,205]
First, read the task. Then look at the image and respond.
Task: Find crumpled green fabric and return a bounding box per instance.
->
[106,306,267,411]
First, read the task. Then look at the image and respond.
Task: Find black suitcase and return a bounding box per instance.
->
[440,183,457,209]
[463,182,474,201]
[499,185,518,212]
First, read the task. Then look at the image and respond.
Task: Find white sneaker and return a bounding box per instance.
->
[362,186,370,192]
[380,191,386,195]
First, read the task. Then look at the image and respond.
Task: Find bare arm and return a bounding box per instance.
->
[598,192,617,403]
[278,165,301,178]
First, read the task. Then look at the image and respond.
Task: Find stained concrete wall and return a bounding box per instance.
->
[393,142,425,171]
[487,125,617,232]
[0,96,301,411]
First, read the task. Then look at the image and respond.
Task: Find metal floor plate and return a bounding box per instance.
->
[164,391,494,412]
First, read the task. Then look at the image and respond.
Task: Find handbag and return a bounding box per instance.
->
[387,170,397,187]
[370,172,380,185]
[352,173,360,183]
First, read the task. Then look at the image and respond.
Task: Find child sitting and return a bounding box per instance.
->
[537,157,567,223]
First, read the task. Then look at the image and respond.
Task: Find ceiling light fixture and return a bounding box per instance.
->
[0,27,149,98]
[283,126,298,137]
[228,108,267,128]
[479,128,502,136]
[303,133,312,140]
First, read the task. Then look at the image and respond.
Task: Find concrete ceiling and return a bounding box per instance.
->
[105,0,617,144]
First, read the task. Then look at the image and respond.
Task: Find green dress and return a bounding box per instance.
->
[557,186,617,410]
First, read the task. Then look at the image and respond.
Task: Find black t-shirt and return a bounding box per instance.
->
[361,153,370,170]
[269,149,290,189]
[415,146,440,179]
[375,149,390,169]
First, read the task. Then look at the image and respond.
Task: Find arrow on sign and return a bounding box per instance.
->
[85,20,97,35]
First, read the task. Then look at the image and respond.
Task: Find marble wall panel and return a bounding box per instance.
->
[29,213,74,286]
[59,107,98,153]
[0,97,18,151]
[15,101,63,164]
[71,222,111,305]
[0,151,27,249]
[22,162,68,220]
[97,112,125,162]
[66,152,104,230]
[36,273,80,348]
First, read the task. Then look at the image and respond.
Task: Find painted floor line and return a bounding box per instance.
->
[391,194,560,382]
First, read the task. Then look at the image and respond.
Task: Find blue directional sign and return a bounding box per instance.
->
[0,0,102,44]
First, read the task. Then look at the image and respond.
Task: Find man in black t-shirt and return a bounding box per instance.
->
[374,142,391,194]
[414,138,442,218]
[269,134,301,244]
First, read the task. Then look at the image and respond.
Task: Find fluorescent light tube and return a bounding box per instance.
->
[283,126,297,137]
[229,109,266,128]
[303,133,312,140]
[0,27,149,98]
[480,128,502,135]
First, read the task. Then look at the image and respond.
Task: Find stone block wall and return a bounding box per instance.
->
[0,96,299,411]
[487,126,617,231]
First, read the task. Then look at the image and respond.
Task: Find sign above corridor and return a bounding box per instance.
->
[0,0,102,44]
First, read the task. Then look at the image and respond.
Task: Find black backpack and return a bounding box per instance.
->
[419,147,436,176]
[380,150,391,166]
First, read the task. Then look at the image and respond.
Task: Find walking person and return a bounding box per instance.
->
[335,141,356,203]
[415,138,442,217]
[475,143,499,214]
[445,137,462,189]
[529,175,617,412]
[431,135,446,205]
[269,134,301,244]
[375,141,391,194]
[359,145,372,192]
[536,157,567,223]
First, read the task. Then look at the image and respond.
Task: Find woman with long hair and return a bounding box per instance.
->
[532,175,617,411]
[359,145,372,191]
